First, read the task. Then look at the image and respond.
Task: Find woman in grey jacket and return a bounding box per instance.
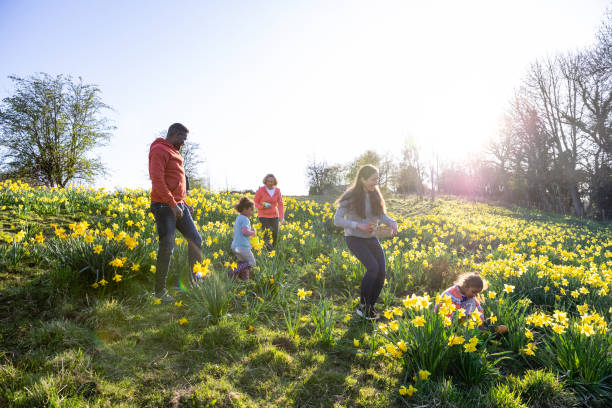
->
[334,164,398,320]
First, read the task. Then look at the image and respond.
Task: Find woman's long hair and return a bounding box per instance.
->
[334,164,386,218]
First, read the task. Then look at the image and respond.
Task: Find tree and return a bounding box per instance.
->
[345,150,395,191]
[378,153,396,191]
[181,140,209,189]
[572,50,612,159]
[393,165,421,194]
[0,73,113,187]
[433,9,611,219]
[345,150,381,184]
[305,158,343,195]
[525,56,587,216]
[484,118,514,199]
[509,92,556,209]
[424,149,440,201]
[393,138,425,196]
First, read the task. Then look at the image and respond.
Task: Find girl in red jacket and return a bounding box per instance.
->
[253,174,285,251]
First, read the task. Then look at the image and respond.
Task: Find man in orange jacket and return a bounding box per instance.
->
[149,123,202,302]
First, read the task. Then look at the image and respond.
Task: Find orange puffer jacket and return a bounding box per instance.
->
[149,138,186,207]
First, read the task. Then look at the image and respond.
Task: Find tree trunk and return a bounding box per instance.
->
[568,183,584,217]
[430,166,435,201]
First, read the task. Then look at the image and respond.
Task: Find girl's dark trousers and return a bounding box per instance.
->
[345,236,386,307]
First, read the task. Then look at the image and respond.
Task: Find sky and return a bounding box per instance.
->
[0,0,609,195]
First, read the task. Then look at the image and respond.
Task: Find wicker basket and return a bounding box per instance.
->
[374,224,393,238]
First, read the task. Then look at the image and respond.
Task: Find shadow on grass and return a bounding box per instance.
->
[285,315,400,408]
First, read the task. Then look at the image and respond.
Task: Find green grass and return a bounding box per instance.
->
[0,192,609,407]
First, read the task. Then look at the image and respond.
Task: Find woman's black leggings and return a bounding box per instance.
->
[345,236,386,307]
[259,217,279,248]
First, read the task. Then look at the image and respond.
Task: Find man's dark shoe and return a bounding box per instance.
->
[156,289,177,304]
[356,303,379,321]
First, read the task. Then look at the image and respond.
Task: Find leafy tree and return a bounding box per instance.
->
[0,73,113,187]
[345,150,381,184]
[588,164,612,219]
[345,150,395,191]
[305,158,343,195]
[393,138,425,196]
[181,140,209,189]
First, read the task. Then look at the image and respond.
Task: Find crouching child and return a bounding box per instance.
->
[438,272,487,327]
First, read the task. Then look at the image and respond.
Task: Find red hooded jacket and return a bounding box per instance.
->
[149,138,186,207]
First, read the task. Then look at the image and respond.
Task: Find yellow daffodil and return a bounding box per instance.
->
[418,369,431,381]
[412,316,426,327]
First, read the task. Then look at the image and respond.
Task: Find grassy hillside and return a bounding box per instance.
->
[1,180,611,407]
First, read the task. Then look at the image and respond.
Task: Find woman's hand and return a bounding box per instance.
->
[280,218,285,225]
[357,223,373,233]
